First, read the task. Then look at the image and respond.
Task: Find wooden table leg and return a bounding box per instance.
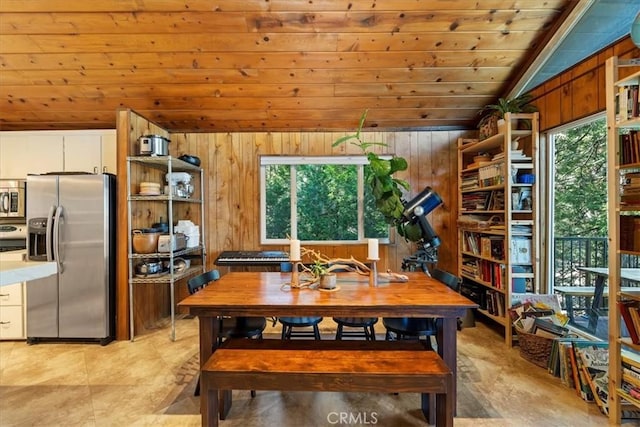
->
[438,317,457,416]
[199,316,216,427]
[588,276,606,332]
[423,316,457,423]
[564,295,574,323]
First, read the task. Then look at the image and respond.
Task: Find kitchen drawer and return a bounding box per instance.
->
[0,305,24,339]
[0,282,23,306]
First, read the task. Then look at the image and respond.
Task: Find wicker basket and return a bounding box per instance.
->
[515,329,554,368]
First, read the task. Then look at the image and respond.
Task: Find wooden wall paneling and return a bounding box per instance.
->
[560,83,573,125]
[596,59,607,113]
[242,133,257,252]
[570,70,598,119]
[531,37,640,132]
[115,109,131,340]
[393,130,417,273]
[221,133,237,253]
[425,131,451,273]
[436,130,465,275]
[207,134,221,270]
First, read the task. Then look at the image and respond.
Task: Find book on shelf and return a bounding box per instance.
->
[630,305,640,342]
[461,190,506,211]
[510,238,532,264]
[485,289,505,317]
[618,300,640,344]
[478,162,504,187]
[619,215,640,252]
[616,85,640,124]
[620,130,640,165]
[621,351,640,401]
[623,366,640,389]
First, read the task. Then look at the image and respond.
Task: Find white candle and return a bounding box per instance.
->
[290,239,301,261]
[367,238,379,260]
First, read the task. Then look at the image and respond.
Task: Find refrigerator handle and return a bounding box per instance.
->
[53,205,64,273]
[45,205,56,262]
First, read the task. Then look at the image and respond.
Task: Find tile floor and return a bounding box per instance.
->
[0,318,634,426]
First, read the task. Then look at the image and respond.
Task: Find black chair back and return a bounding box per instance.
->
[187,269,221,294]
[431,268,460,292]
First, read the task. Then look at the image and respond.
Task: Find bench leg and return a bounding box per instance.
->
[204,382,219,427]
[219,389,232,420]
[420,393,436,425]
[435,392,453,427]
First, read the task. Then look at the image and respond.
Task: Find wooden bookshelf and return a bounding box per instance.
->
[606,55,640,424]
[457,112,540,346]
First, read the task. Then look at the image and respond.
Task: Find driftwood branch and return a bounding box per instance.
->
[299,247,408,282]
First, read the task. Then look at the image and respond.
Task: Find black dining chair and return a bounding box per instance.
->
[328,266,379,340]
[278,262,323,340]
[333,316,378,340]
[382,268,461,350]
[187,269,267,395]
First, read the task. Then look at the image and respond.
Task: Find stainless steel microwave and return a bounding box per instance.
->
[0,179,26,218]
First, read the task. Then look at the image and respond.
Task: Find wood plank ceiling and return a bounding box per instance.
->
[0,0,574,132]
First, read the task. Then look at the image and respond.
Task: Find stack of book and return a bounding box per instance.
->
[493,149,530,161]
[621,170,640,205]
[621,350,640,405]
[461,256,480,278]
[461,172,479,191]
[461,191,491,211]
[616,84,640,123]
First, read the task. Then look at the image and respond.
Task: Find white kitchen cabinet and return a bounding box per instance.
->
[0,306,24,339]
[0,133,64,178]
[63,134,102,173]
[0,251,26,340]
[101,131,117,174]
[64,131,117,174]
[0,130,117,179]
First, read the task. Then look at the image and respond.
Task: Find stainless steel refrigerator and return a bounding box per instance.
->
[26,173,116,345]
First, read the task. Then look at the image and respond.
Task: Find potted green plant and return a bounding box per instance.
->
[311,260,336,289]
[477,93,538,139]
[332,110,422,242]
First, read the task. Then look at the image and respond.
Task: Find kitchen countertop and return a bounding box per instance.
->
[0,255,57,286]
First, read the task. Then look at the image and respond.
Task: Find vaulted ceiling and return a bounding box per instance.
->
[1,1,578,132]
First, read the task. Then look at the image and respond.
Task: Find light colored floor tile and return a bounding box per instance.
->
[0,317,632,426]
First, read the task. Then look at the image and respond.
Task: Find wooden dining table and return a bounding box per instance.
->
[179,270,477,426]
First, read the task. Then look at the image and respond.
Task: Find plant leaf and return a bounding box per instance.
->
[389,156,408,173]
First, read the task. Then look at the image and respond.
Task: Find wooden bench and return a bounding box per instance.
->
[201,339,453,427]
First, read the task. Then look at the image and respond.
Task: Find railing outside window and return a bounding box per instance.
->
[553,236,640,289]
[553,236,640,339]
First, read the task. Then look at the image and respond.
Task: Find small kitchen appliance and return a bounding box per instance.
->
[0,179,26,218]
[138,135,170,156]
[165,172,194,198]
[157,233,187,252]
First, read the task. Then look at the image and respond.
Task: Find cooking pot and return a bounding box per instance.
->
[151,221,169,233]
[138,135,170,156]
[179,154,201,167]
[136,261,163,275]
[132,228,160,253]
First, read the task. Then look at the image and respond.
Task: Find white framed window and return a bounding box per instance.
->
[260,155,391,245]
